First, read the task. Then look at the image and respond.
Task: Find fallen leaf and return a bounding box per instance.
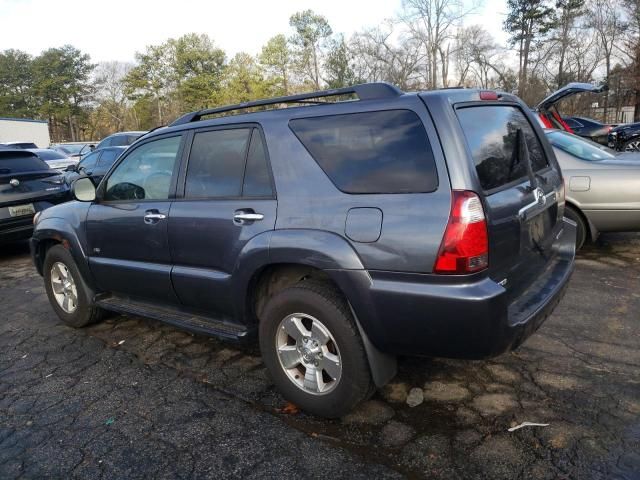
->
[277,402,300,415]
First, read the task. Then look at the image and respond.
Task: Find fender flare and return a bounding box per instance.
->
[232,229,397,387]
[32,217,96,289]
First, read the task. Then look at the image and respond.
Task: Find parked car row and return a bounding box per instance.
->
[0,131,137,244]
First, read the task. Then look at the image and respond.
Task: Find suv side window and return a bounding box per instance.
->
[185,128,251,198]
[289,110,438,194]
[104,136,181,201]
[243,130,273,197]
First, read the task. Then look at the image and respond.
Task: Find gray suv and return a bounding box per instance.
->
[31,83,576,417]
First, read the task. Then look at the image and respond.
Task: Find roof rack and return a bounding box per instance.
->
[169,82,403,126]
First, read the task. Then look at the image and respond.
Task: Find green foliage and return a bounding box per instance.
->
[218,53,274,105]
[123,33,226,124]
[260,34,292,95]
[0,45,95,139]
[0,49,35,117]
[504,0,557,45]
[32,45,94,116]
[289,10,333,89]
[324,35,359,88]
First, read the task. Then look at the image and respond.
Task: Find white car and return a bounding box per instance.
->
[27,149,79,172]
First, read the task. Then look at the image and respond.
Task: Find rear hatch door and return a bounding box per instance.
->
[456,103,565,300]
[0,151,64,207]
[536,83,607,132]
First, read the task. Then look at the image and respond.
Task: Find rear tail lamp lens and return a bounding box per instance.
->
[434,190,489,274]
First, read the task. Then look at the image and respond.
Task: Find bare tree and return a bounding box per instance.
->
[349,25,425,89]
[588,0,625,119]
[400,0,477,88]
[93,61,134,132]
[552,0,585,87]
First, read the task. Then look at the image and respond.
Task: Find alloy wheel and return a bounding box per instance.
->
[50,261,78,313]
[624,140,640,152]
[275,313,342,395]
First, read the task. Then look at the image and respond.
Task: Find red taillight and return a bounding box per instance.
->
[434,190,489,274]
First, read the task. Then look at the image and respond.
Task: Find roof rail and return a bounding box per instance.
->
[169,82,403,126]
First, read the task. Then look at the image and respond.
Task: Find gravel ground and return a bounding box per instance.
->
[1,234,639,479]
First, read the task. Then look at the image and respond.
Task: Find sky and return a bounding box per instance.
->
[0,0,510,63]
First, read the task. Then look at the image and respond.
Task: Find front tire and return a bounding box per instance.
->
[43,245,104,328]
[259,280,373,418]
[564,205,587,250]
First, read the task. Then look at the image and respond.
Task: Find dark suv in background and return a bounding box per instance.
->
[31,83,576,417]
[94,131,147,151]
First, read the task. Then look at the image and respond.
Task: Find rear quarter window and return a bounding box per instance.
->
[289,110,438,194]
[457,105,549,192]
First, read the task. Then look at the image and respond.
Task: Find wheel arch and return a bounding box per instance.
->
[244,261,397,388]
[32,218,95,288]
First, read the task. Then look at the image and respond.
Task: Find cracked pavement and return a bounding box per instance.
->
[1,234,639,479]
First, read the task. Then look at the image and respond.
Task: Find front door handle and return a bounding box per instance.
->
[233,210,264,224]
[144,210,166,224]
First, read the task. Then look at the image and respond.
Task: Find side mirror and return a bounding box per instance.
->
[72,177,96,202]
[89,144,96,151]
[65,164,77,172]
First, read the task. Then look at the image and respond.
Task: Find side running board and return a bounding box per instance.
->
[95,295,253,341]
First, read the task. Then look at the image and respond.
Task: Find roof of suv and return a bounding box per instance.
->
[146,83,521,140]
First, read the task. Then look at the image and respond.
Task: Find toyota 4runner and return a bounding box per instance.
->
[31,83,576,417]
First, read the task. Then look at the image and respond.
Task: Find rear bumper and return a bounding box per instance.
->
[1,198,69,244]
[333,218,576,359]
[0,220,33,243]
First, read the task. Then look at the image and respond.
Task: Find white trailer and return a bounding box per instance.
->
[0,117,50,147]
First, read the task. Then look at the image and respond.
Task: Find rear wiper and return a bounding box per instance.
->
[516,128,539,191]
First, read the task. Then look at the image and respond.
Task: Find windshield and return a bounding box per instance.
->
[57,144,90,155]
[546,130,616,161]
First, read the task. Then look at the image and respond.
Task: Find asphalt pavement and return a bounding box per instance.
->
[1,235,639,479]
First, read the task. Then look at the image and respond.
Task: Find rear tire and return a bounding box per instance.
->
[43,245,104,328]
[564,205,587,250]
[259,280,373,418]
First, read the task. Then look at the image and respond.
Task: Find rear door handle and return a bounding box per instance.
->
[233,211,264,224]
[234,213,264,221]
[144,210,166,224]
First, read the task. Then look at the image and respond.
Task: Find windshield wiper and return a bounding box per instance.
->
[516,128,539,191]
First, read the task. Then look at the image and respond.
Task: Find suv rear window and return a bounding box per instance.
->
[457,106,548,191]
[289,110,438,194]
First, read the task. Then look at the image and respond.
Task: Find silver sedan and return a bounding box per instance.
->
[546,129,640,248]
